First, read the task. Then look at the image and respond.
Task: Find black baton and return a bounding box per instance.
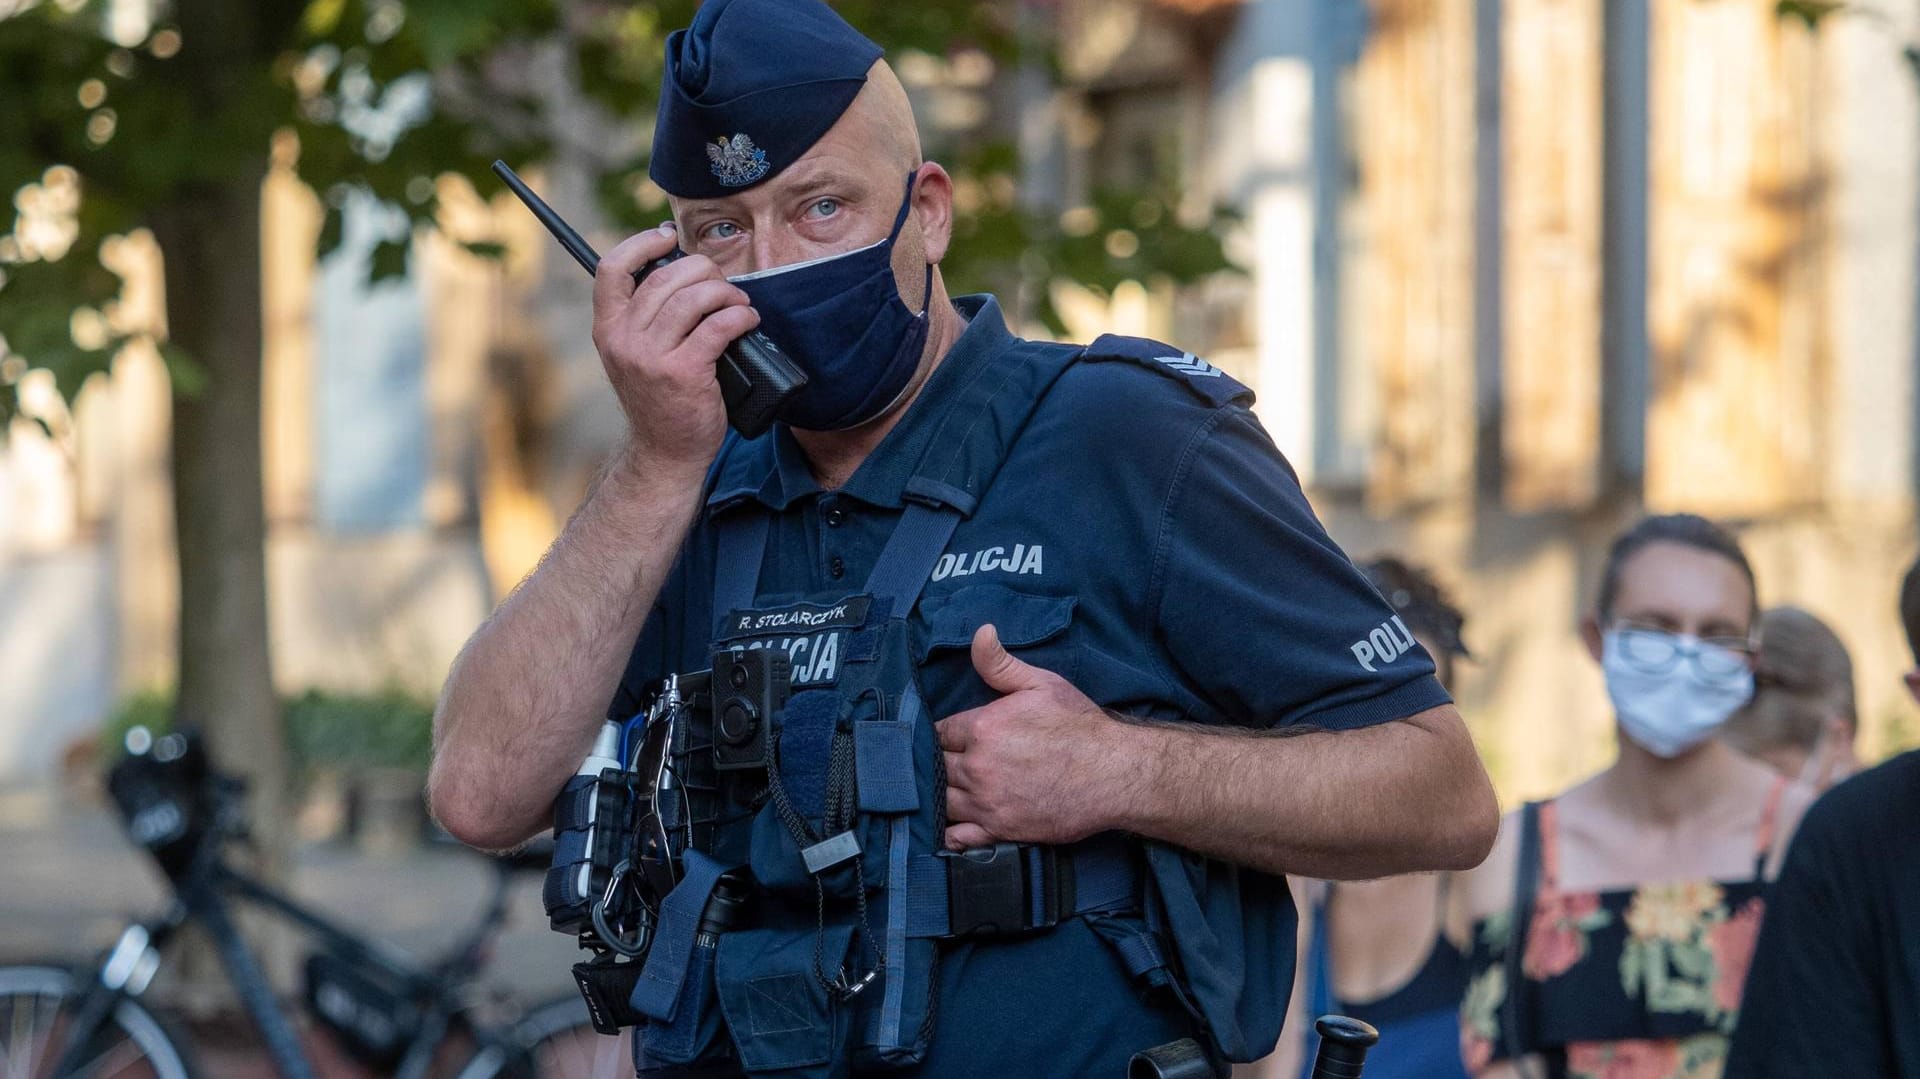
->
[1308,1015,1379,1079]
[1127,1038,1220,1079]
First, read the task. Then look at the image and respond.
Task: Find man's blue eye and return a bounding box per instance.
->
[705,222,740,240]
[809,199,839,217]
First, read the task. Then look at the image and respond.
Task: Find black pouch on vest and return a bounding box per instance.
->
[573,954,648,1035]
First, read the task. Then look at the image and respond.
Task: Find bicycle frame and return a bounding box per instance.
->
[49,833,525,1079]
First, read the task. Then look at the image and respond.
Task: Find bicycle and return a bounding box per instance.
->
[0,726,632,1079]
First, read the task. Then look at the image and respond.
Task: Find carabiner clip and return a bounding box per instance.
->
[600,859,632,911]
[589,860,652,958]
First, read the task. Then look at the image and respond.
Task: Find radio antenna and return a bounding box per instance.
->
[491,160,600,276]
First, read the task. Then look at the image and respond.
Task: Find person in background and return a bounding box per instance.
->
[1278,559,1476,1079]
[1723,557,1920,1078]
[1721,605,1858,791]
[1456,514,1814,1079]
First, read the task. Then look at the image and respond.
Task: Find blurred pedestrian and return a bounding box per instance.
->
[1456,514,1813,1079]
[1722,557,1920,1078]
[1721,605,1857,791]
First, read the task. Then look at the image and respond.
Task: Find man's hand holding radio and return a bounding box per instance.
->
[592,223,760,476]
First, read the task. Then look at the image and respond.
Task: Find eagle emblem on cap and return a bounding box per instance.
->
[708,134,770,187]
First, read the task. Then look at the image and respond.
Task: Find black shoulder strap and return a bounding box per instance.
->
[1502,801,1543,1068]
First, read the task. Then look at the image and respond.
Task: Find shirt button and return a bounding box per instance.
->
[829,556,846,579]
[826,507,846,528]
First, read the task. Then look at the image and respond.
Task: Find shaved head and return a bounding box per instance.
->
[848,61,922,174]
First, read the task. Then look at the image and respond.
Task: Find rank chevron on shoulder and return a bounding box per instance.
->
[1080,333,1253,407]
[1153,352,1223,378]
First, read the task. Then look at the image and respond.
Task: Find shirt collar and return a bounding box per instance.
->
[706,293,1064,519]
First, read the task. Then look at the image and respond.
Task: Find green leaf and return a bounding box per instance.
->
[1775,0,1847,29]
[303,0,350,38]
[366,236,411,282]
[159,342,208,399]
[316,203,346,261]
[49,342,116,403]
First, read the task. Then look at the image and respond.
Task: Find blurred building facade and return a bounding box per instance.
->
[3,0,1917,798]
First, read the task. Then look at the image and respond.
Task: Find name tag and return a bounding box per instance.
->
[716,596,871,688]
[717,596,871,639]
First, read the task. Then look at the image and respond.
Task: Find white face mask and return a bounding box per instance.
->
[1602,630,1755,758]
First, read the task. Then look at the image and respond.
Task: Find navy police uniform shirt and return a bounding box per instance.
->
[609,294,1452,1073]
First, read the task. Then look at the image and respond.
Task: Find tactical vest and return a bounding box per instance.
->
[557,333,1296,1075]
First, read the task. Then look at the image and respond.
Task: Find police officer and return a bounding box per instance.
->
[431,1,1497,1074]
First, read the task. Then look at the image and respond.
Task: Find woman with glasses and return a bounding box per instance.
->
[1456,514,1814,1079]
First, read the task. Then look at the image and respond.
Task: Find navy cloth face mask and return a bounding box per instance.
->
[730,174,930,431]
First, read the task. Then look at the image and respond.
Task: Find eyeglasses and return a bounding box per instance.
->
[1609,626,1754,682]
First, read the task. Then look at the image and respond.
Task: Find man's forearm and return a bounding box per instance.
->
[429,449,706,849]
[1106,704,1497,879]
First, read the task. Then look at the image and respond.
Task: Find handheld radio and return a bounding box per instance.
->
[491,161,806,439]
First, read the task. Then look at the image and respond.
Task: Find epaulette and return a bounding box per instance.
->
[1079,334,1254,408]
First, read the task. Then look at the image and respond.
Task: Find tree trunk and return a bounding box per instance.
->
[150,175,288,847]
[140,0,307,1006]
[150,174,294,1008]
[146,0,298,884]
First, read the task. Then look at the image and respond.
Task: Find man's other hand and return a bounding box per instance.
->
[936,624,1135,851]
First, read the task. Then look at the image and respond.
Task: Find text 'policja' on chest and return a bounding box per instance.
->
[930,544,1044,582]
[733,631,844,687]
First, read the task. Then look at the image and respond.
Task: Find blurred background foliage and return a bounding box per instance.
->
[103,687,436,776]
[0,0,1232,429]
[1776,0,1920,79]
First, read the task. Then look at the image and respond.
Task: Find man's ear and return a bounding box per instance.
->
[1579,613,1605,664]
[1904,669,1920,706]
[910,161,954,265]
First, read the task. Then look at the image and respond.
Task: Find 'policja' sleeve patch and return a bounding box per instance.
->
[1080,334,1254,408]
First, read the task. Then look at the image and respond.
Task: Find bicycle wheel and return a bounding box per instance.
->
[451,995,630,1079]
[0,964,196,1079]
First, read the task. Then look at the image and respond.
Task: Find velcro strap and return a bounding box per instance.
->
[542,829,597,921]
[551,827,590,867]
[586,784,633,870]
[551,776,601,834]
[543,864,576,911]
[904,837,1138,939]
[629,851,731,1022]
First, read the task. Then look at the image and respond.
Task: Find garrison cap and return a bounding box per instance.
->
[649,0,885,198]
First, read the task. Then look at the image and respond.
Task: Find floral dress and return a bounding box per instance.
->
[1460,781,1784,1079]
